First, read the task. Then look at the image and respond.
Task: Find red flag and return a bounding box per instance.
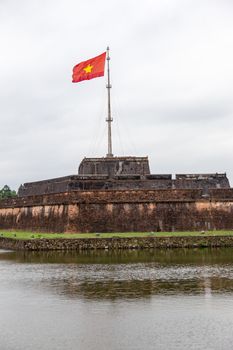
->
[72,52,106,83]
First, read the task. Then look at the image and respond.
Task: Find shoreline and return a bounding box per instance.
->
[1,235,233,251]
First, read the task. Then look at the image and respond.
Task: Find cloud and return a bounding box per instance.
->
[0,0,232,189]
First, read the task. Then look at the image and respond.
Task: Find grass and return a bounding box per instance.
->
[0,230,233,240]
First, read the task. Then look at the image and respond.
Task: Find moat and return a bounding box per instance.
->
[1,248,233,350]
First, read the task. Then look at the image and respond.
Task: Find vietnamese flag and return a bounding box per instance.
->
[72,52,106,83]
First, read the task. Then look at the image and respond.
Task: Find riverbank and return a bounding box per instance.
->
[1,231,233,250]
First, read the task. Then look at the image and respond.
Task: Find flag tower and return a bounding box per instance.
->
[72,47,113,157]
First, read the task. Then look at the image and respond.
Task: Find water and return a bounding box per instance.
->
[1,248,233,349]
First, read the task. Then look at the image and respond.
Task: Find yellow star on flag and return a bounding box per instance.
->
[83,64,93,73]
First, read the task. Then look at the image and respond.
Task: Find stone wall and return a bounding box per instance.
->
[0,189,233,233]
[18,173,230,197]
[174,173,230,193]
[78,156,150,177]
[1,235,233,251]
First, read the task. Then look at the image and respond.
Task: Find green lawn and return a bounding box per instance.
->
[0,229,233,240]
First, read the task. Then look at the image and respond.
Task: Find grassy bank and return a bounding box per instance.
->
[0,230,233,240]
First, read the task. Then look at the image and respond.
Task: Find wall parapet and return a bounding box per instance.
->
[2,188,233,209]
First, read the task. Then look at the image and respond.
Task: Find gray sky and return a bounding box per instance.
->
[0,0,233,190]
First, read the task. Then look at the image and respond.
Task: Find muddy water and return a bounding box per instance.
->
[1,248,233,349]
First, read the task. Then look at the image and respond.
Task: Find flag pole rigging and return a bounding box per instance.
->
[106,46,113,157]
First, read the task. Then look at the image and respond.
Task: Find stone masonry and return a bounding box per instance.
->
[0,188,233,233]
[18,157,230,197]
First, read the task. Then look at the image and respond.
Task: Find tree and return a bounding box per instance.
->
[0,185,17,199]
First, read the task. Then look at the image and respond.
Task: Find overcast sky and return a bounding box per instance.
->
[0,0,233,190]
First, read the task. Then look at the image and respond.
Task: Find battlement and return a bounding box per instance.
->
[18,173,230,197]
[17,156,231,197]
[174,173,230,192]
[176,173,227,180]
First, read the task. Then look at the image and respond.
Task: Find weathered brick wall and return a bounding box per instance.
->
[18,173,230,197]
[3,189,204,208]
[78,157,150,177]
[0,189,233,233]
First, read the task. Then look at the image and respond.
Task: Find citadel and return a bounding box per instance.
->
[0,48,232,233]
[0,154,231,233]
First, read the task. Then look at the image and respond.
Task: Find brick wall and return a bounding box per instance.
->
[0,189,233,233]
[18,173,230,197]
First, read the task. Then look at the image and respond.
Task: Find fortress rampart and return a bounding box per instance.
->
[18,172,230,197]
[18,157,230,197]
[0,188,233,233]
[2,157,232,233]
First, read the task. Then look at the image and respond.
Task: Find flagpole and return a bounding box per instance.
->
[106,46,113,157]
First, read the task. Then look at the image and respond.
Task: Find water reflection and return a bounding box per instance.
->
[1,248,233,350]
[53,276,233,300]
[1,248,233,300]
[1,247,233,265]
